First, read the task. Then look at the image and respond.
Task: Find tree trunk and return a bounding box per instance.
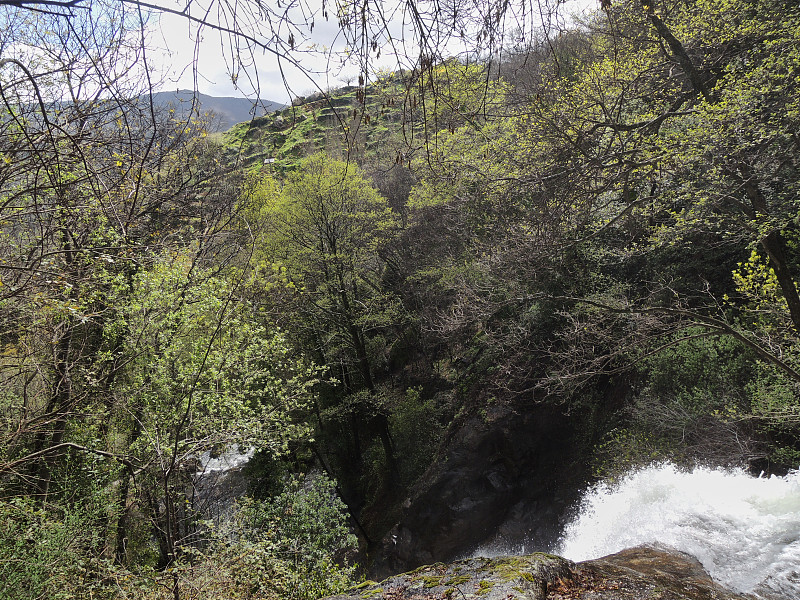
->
[36,323,74,500]
[374,413,399,477]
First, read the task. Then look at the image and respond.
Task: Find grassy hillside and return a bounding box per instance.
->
[219,73,415,171]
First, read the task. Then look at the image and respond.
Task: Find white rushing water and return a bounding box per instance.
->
[197,444,254,473]
[557,463,800,598]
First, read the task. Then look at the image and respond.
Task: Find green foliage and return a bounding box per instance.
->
[98,249,325,568]
[638,334,754,416]
[418,60,509,134]
[220,74,413,171]
[215,474,357,600]
[0,496,110,600]
[6,0,800,593]
[403,0,800,470]
[606,334,799,471]
[248,152,404,371]
[745,364,800,466]
[118,251,320,457]
[390,387,447,485]
[747,365,800,424]
[592,428,674,481]
[0,474,356,600]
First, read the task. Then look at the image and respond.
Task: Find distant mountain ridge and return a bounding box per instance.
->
[150,90,285,132]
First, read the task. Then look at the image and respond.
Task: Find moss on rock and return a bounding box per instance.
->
[325,547,751,600]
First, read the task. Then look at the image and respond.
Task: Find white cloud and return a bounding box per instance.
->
[146,2,378,103]
[142,0,598,103]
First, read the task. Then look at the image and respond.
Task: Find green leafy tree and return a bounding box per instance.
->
[107,249,322,567]
[244,153,406,482]
[0,0,230,505]
[512,0,800,461]
[397,0,800,471]
[214,474,357,600]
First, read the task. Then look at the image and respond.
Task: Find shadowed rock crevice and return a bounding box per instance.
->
[370,403,595,578]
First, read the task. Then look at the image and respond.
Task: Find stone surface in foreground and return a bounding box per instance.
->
[570,546,753,600]
[329,547,756,600]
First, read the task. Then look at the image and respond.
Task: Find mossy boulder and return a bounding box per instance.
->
[328,554,572,600]
[327,547,753,600]
[571,546,756,600]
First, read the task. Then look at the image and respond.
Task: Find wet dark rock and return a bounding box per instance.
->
[193,448,253,523]
[371,403,592,578]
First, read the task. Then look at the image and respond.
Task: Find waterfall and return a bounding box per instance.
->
[197,444,254,473]
[556,463,800,598]
[194,444,254,522]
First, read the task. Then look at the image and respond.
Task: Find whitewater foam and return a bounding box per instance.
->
[197,444,254,473]
[557,463,800,597]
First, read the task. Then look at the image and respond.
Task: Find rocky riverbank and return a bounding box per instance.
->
[329,546,757,600]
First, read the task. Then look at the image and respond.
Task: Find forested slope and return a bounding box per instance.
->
[1,0,799,597]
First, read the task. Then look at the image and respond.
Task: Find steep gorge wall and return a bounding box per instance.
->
[370,403,594,578]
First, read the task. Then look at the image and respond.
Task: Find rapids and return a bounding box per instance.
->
[197,443,254,473]
[556,463,800,598]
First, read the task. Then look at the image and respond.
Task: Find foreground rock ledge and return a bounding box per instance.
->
[328,547,754,600]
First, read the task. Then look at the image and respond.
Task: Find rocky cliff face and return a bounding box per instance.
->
[330,546,754,600]
[370,403,594,578]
